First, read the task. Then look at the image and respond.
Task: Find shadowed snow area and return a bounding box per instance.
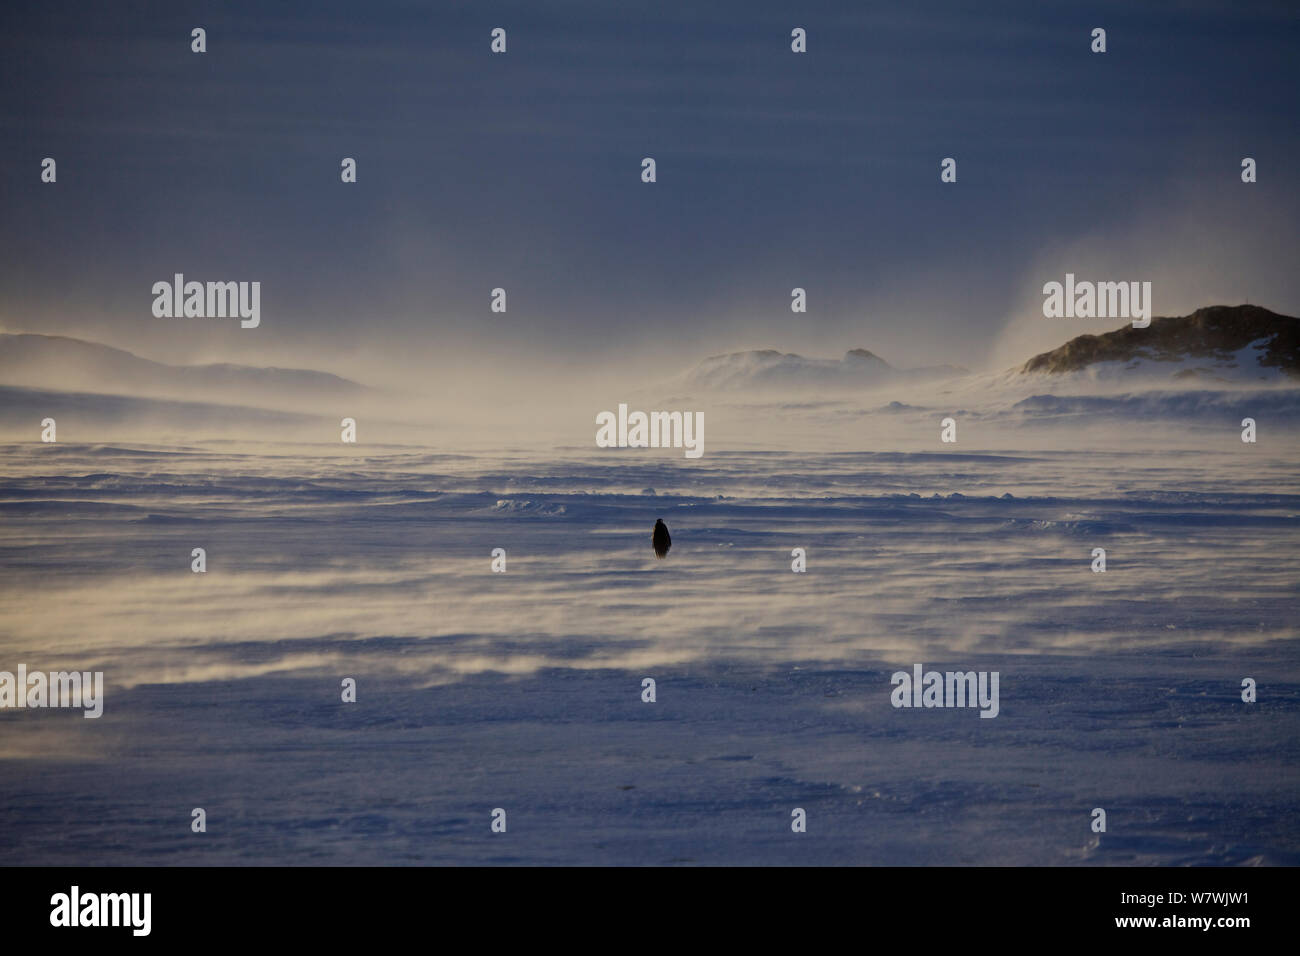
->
[1,432,1296,864]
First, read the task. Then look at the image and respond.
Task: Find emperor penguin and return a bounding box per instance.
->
[652,519,671,559]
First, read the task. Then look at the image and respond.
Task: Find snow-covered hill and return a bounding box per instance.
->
[678,348,966,392]
[0,332,374,411]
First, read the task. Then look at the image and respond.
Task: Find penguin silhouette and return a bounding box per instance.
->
[652,519,671,559]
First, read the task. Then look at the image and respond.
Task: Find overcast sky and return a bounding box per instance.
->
[2,0,1297,388]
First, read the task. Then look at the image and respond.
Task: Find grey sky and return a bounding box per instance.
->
[2,0,1297,387]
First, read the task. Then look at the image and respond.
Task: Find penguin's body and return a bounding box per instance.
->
[652,519,671,559]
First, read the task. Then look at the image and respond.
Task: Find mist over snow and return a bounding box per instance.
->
[2,306,1298,864]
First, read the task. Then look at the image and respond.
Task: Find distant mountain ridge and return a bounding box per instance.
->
[0,332,372,410]
[679,348,967,392]
[1021,305,1299,381]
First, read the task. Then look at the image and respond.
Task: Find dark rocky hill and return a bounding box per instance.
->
[1021,305,1299,379]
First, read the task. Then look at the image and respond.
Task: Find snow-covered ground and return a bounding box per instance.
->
[0,390,1297,864]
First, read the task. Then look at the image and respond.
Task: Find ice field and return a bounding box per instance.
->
[1,390,1297,864]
